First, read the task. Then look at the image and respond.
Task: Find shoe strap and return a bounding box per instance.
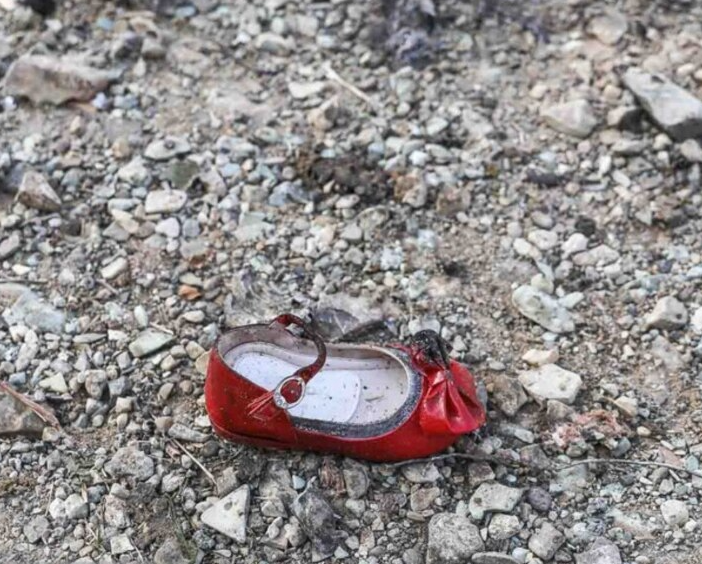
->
[248,314,327,419]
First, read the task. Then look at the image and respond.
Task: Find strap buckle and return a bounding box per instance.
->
[273,375,306,410]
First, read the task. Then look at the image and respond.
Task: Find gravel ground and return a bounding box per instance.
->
[2,1,702,563]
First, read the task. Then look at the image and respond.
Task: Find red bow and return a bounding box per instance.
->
[412,353,485,436]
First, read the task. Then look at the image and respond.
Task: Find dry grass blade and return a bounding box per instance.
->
[171,439,218,495]
[0,381,60,428]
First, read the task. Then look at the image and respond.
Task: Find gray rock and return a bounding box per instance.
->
[18,170,61,211]
[154,537,192,564]
[128,329,175,358]
[401,462,441,484]
[491,374,529,417]
[410,486,441,512]
[542,100,598,138]
[110,534,134,555]
[528,522,565,561]
[680,139,702,163]
[104,446,155,480]
[468,482,523,521]
[23,515,49,543]
[526,487,552,513]
[487,514,522,540]
[518,364,582,405]
[288,80,327,100]
[4,54,118,105]
[103,495,130,529]
[512,285,575,334]
[64,493,89,520]
[623,68,702,141]
[84,370,107,399]
[117,158,150,185]
[144,137,191,161]
[292,486,341,557]
[145,190,188,214]
[646,296,688,330]
[167,423,208,443]
[660,499,689,527]
[572,245,620,267]
[472,553,520,564]
[576,538,622,564]
[343,463,369,499]
[589,9,627,45]
[201,485,250,543]
[426,513,484,564]
[0,283,65,333]
[0,233,20,260]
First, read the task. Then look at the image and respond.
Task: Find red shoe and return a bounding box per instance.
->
[205,314,486,462]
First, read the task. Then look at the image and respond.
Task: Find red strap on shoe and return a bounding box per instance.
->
[247,314,327,421]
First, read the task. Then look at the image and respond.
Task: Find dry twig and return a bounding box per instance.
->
[171,439,218,494]
[0,381,60,428]
[323,63,380,113]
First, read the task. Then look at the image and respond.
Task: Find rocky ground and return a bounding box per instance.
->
[1,0,702,563]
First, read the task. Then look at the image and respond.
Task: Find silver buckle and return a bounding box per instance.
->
[273,375,306,410]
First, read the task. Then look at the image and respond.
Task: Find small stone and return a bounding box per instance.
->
[527,229,558,251]
[154,537,191,564]
[512,285,575,334]
[64,493,89,520]
[410,486,441,512]
[645,296,688,330]
[101,257,128,280]
[542,99,598,138]
[526,487,552,513]
[18,170,61,211]
[343,464,369,499]
[23,515,49,543]
[468,482,523,521]
[167,423,208,443]
[623,68,702,141]
[117,158,149,185]
[156,217,181,239]
[519,364,582,405]
[488,514,522,540]
[528,522,565,561]
[562,233,588,257]
[255,32,294,55]
[105,446,155,480]
[292,486,341,557]
[39,373,68,394]
[589,9,627,45]
[576,538,622,564]
[104,495,130,529]
[572,244,620,267]
[660,499,689,527]
[201,485,250,543]
[145,190,188,214]
[110,534,134,555]
[491,374,529,417]
[522,349,559,366]
[426,116,449,136]
[4,54,117,105]
[401,462,441,484]
[288,81,327,99]
[144,137,191,161]
[472,553,520,564]
[426,513,484,564]
[129,329,175,358]
[680,139,702,163]
[0,233,20,260]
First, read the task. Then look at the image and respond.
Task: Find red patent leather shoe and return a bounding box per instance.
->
[205,314,486,462]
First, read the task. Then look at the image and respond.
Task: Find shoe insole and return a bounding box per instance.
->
[224,342,409,425]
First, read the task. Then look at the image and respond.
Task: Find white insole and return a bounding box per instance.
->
[225,342,409,425]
